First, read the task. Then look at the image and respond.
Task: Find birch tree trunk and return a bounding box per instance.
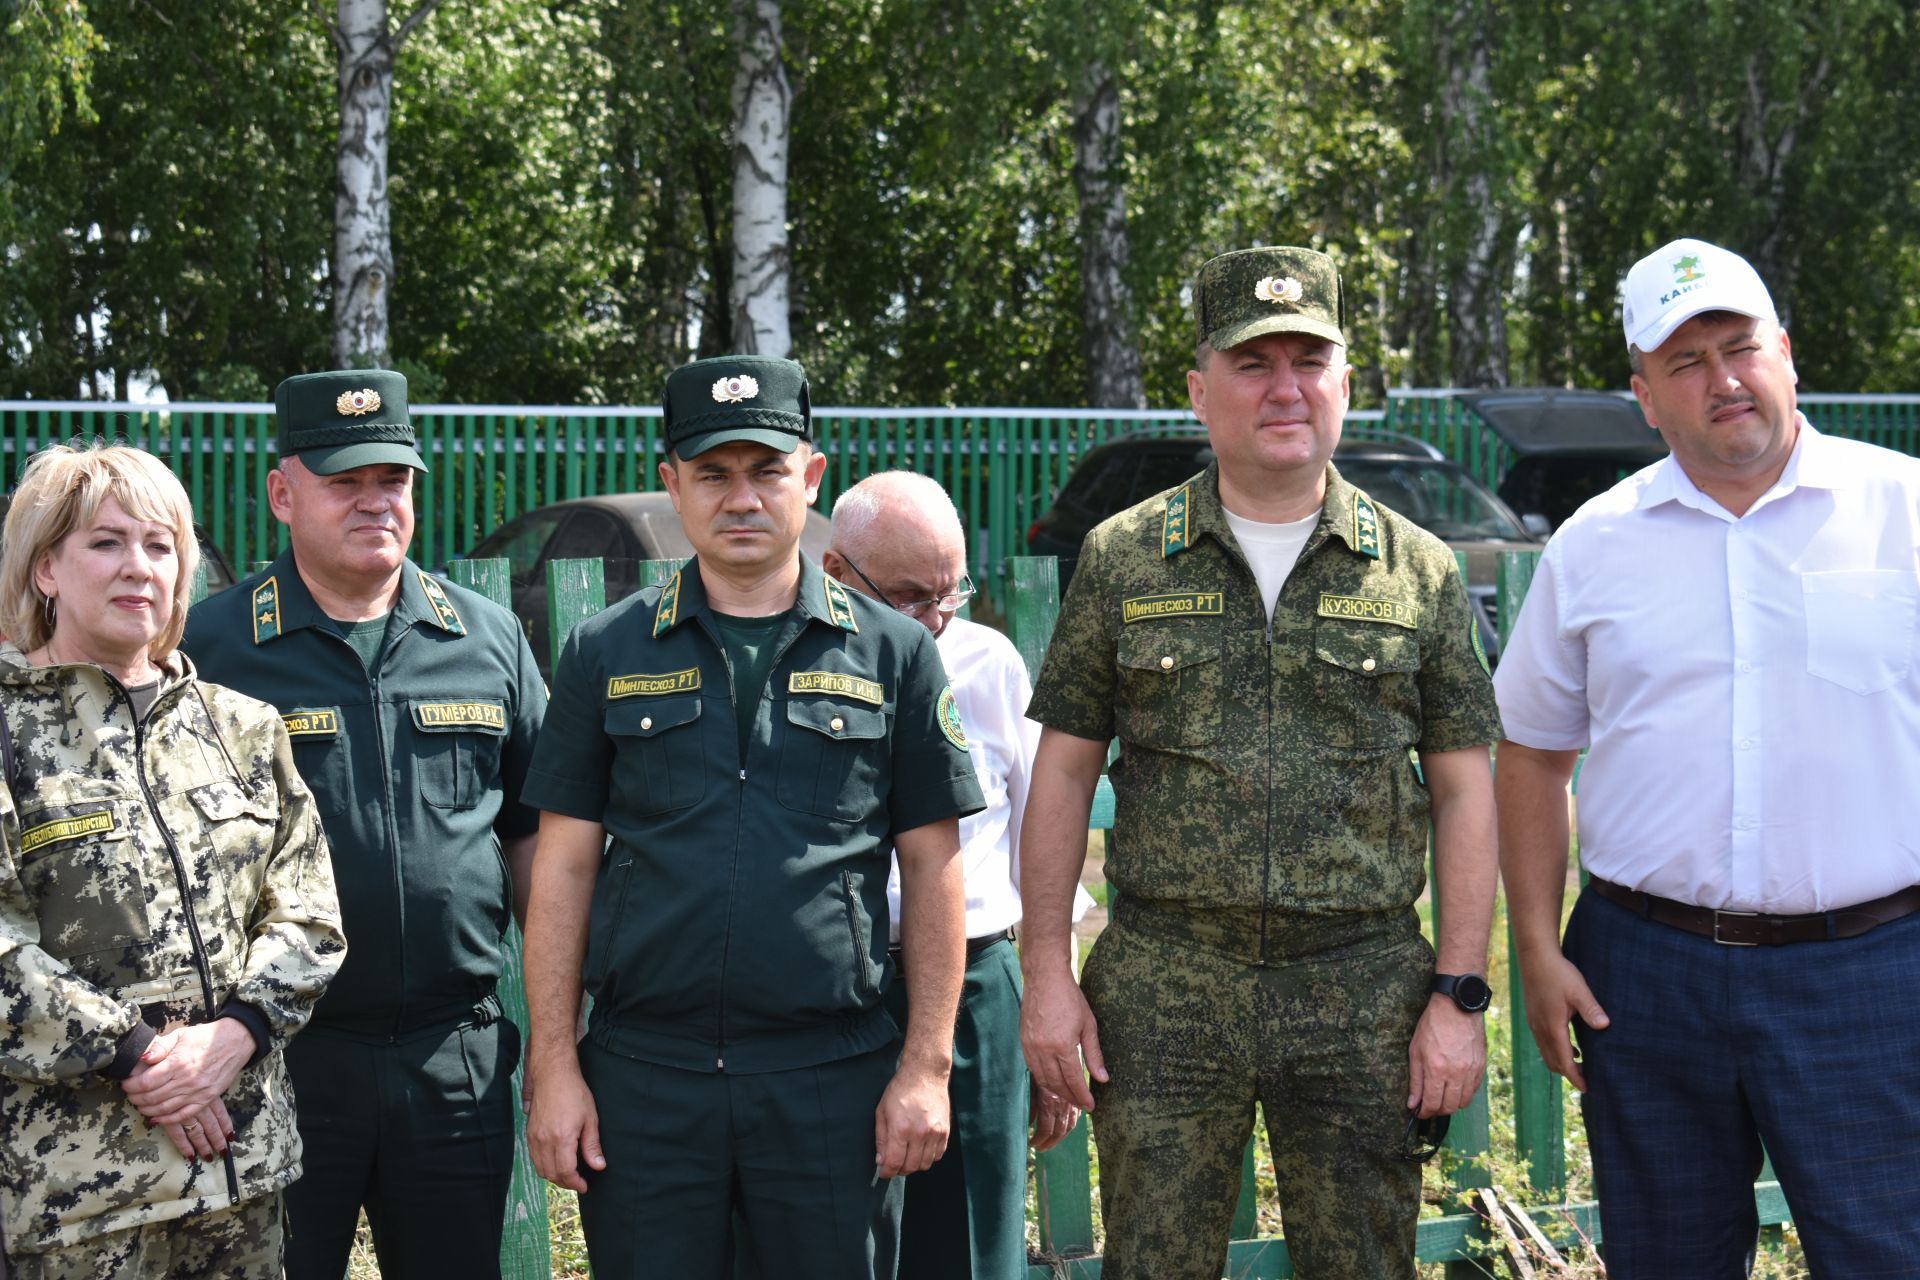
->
[1734,48,1828,332]
[1072,61,1146,409]
[729,0,791,357]
[1439,0,1509,389]
[331,0,441,368]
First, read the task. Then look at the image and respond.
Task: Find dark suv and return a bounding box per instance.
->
[1025,427,1538,657]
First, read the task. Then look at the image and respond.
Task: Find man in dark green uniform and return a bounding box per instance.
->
[520,355,983,1280]
[1019,248,1504,1279]
[183,369,547,1280]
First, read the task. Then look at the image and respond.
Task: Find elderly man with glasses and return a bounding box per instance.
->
[825,470,1090,1280]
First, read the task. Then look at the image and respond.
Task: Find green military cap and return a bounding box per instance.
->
[662,355,812,459]
[274,369,427,474]
[1195,246,1346,352]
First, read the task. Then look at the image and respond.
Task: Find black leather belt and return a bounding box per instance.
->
[1588,877,1920,946]
[889,928,1014,962]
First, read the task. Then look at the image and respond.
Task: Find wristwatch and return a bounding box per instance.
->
[1432,973,1492,1013]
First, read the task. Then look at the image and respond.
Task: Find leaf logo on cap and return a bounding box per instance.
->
[711,375,760,404]
[1671,254,1704,283]
[1254,275,1304,306]
[335,388,382,416]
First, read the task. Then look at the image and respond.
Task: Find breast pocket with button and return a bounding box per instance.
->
[1114,630,1223,749]
[777,699,887,820]
[1802,569,1918,695]
[16,798,153,974]
[412,700,510,810]
[605,697,707,816]
[1310,622,1421,749]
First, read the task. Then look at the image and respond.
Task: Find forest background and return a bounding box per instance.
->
[4,0,1918,412]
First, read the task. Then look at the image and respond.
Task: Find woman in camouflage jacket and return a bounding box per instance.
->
[0,444,346,1278]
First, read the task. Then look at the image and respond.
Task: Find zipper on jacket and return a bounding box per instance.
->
[129,676,242,1201]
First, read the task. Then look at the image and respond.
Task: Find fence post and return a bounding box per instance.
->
[1495,550,1566,1199]
[450,558,553,1279]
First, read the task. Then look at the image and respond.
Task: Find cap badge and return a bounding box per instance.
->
[1671,254,1704,284]
[1254,275,1304,306]
[711,374,761,404]
[335,388,382,416]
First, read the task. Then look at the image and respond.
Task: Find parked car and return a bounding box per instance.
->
[1454,387,1669,531]
[1025,426,1538,659]
[457,492,835,674]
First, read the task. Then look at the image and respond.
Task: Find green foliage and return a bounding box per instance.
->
[3,0,1917,405]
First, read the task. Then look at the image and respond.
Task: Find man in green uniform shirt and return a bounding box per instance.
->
[184,369,548,1280]
[520,355,983,1280]
[1019,247,1504,1279]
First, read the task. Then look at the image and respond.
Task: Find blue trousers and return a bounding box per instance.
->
[1565,889,1920,1279]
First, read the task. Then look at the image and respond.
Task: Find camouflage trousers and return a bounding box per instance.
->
[1081,907,1433,1280]
[6,1192,282,1280]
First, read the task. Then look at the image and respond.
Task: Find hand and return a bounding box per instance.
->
[121,1021,254,1127]
[1020,967,1106,1113]
[1029,1081,1081,1153]
[1517,949,1610,1092]
[873,1061,951,1179]
[526,1059,606,1193]
[1407,996,1487,1119]
[159,1098,236,1163]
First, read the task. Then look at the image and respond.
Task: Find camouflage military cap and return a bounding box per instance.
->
[663,355,812,458]
[275,368,426,475]
[1196,246,1346,352]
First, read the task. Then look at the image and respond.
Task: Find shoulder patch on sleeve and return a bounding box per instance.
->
[252,576,282,644]
[417,571,467,636]
[1352,492,1382,560]
[937,685,969,751]
[1162,485,1192,558]
[653,571,683,637]
[822,575,860,632]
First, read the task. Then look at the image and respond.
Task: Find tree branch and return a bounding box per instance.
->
[392,0,447,49]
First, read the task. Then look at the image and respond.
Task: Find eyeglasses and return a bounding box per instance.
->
[838,554,975,620]
[1400,1112,1451,1163]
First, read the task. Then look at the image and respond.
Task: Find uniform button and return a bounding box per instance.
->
[1361,657,1377,672]
[831,716,845,732]
[1159,655,1174,670]
[640,716,653,730]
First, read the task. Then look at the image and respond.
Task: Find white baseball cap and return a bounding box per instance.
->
[1621,238,1777,354]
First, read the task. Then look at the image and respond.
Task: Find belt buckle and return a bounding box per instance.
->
[1712,909,1760,946]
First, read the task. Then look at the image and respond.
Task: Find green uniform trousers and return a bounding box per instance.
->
[579,1038,902,1280]
[6,1191,282,1280]
[1082,908,1432,1280]
[879,937,1031,1280]
[281,1011,519,1280]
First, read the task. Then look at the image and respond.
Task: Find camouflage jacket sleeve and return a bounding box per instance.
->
[225,714,346,1051]
[0,778,146,1085]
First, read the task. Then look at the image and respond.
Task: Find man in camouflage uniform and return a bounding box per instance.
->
[0,643,345,1275]
[1018,246,1504,1278]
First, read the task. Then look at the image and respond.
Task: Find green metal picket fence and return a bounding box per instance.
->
[428,547,1785,1278]
[1,402,1188,615]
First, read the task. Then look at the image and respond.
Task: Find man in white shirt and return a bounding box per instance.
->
[826,470,1085,1280]
[1495,238,1920,1276]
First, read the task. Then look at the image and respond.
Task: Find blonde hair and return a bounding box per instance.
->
[0,442,200,659]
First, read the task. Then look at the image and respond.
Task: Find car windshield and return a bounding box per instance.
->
[1335,458,1528,541]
